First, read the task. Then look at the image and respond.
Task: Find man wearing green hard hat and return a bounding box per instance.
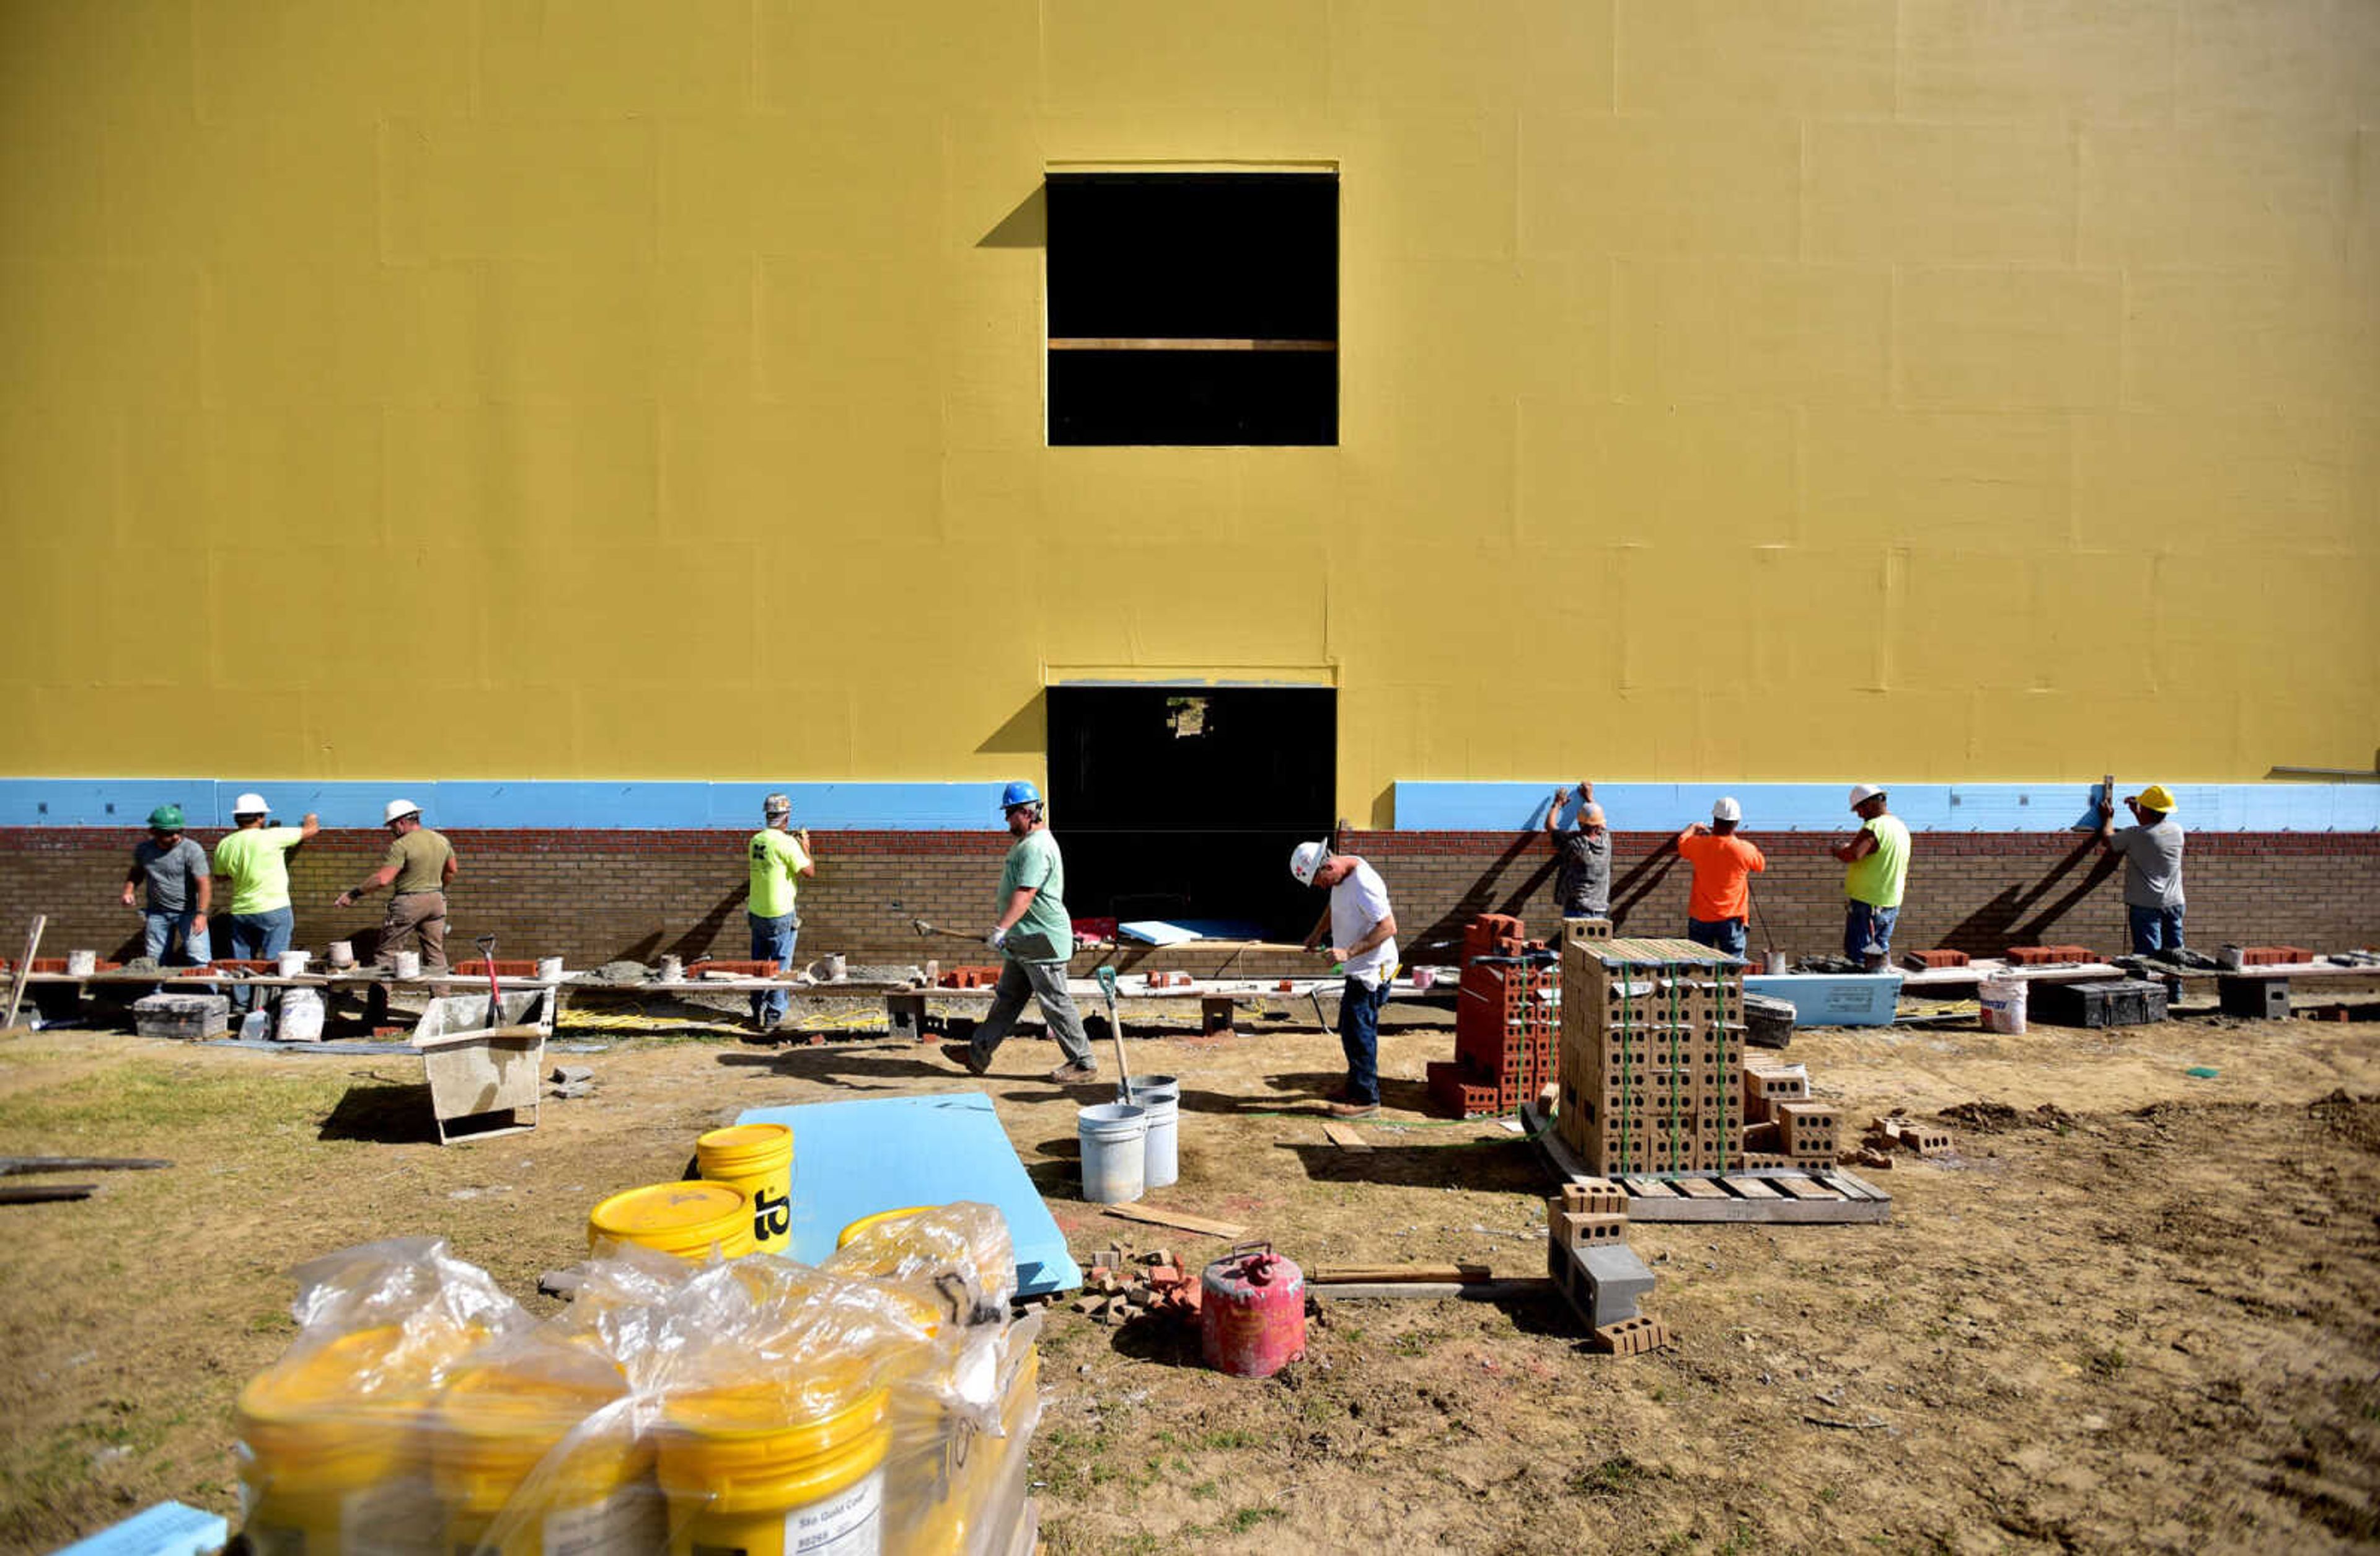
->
[120,804,212,970]
[2097,779,2186,955]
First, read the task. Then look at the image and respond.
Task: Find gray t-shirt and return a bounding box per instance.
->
[132,836,209,913]
[1554,829,1612,916]
[2109,819,2185,909]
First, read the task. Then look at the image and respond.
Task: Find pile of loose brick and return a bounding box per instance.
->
[1544,1178,1668,1355]
[1738,1060,1838,1168]
[1426,912,1581,1118]
[1840,1113,1955,1169]
[1070,1245,1197,1327]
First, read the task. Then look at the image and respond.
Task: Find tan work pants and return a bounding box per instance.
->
[376,891,449,971]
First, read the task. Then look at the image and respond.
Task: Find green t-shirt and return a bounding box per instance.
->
[747,828,811,919]
[214,826,307,915]
[1844,814,1911,909]
[997,829,1073,963]
[384,828,454,895]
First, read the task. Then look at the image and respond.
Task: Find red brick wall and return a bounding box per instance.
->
[4,826,2373,968]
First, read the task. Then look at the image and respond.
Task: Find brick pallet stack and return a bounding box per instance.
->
[1426,913,1563,1118]
[1557,929,1747,1175]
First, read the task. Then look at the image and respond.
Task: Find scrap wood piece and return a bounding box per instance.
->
[1311,1263,1492,1284]
[0,1156,171,1177]
[1,1183,96,1205]
[1320,1120,1371,1151]
[2,913,42,1032]
[1313,1279,1552,1301]
[1101,1202,1248,1240]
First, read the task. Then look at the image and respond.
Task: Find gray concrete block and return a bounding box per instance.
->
[551,1064,594,1084]
[1577,1242,1655,1329]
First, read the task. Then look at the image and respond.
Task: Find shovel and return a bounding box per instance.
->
[1095,965,1133,1107]
[474,934,503,1031]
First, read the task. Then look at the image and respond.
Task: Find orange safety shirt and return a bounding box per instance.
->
[1676,832,1766,922]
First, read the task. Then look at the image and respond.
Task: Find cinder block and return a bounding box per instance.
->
[1576,1242,1655,1329]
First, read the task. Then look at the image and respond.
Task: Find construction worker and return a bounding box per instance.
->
[1544,780,1610,918]
[1832,784,1911,969]
[1676,798,1763,958]
[335,799,457,972]
[120,805,211,969]
[213,792,320,1011]
[1291,840,1399,1120]
[746,793,814,1032]
[2096,780,2185,954]
[946,781,1097,1084]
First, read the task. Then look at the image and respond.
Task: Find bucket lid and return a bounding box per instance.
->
[696,1121,793,1169]
[659,1369,891,1487]
[1077,1103,1147,1126]
[834,1205,929,1249]
[588,1182,752,1257]
[237,1322,484,1474]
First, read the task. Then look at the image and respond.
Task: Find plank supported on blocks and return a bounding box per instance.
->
[1520,1098,1892,1224]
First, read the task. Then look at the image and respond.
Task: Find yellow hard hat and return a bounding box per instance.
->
[2134,784,2176,813]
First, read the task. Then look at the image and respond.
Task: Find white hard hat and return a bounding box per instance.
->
[1848,783,1884,808]
[384,798,421,824]
[1712,797,1742,823]
[1290,841,1329,886]
[763,791,791,816]
[232,792,269,816]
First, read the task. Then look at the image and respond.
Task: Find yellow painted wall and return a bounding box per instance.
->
[2,0,2374,821]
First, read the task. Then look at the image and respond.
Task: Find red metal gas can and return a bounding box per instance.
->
[1199,1240,1307,1378]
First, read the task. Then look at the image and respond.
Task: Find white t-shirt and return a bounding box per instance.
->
[1329,859,1399,989]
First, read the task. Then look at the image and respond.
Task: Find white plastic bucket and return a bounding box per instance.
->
[276,988,325,1043]
[1121,1076,1181,1190]
[1077,1103,1149,1205]
[326,940,355,968]
[1978,976,2027,1034]
[537,955,565,982]
[276,950,311,976]
[391,950,423,979]
[66,950,97,976]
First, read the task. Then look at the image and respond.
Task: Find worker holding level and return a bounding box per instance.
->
[947,781,1098,1084]
[1676,798,1763,957]
[2096,779,2185,954]
[1832,783,1911,969]
[746,793,814,1032]
[213,792,320,1012]
[1544,780,1611,918]
[121,805,211,969]
[1290,841,1399,1120]
[335,799,457,972]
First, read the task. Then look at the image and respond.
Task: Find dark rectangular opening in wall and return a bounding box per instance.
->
[1046,172,1338,446]
[1046,685,1336,940]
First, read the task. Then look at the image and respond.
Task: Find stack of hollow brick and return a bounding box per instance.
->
[1426,913,1564,1118]
[1558,930,1745,1175]
[1738,1061,1839,1169]
[1543,1178,1667,1354]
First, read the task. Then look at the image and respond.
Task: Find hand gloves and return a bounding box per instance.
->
[987,926,1008,952]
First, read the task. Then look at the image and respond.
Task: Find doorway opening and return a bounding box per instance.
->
[1044,684,1336,942]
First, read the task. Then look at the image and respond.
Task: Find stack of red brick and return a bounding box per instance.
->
[1427,913,1560,1118]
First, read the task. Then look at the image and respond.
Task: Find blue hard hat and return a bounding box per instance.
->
[999,780,1042,810]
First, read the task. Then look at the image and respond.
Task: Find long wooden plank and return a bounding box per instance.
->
[1101,1203,1248,1240]
[1673,1177,1730,1200]
[1047,338,1336,353]
[1311,1263,1491,1284]
[1828,1167,1889,1203]
[1312,1279,1551,1301]
[0,1156,171,1177]
[2,914,43,1032]
[1724,1175,1782,1200]
[1771,1175,1845,1201]
[1320,1121,1371,1151]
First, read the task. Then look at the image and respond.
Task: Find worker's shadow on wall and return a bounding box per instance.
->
[317,1081,441,1145]
[1606,845,1683,932]
[1414,834,1553,950]
[1941,837,2119,952]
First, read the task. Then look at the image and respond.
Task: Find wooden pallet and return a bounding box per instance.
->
[1519,1099,1891,1224]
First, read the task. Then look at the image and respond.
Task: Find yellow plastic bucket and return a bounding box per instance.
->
[697,1123,795,1255]
[658,1374,892,1556]
[834,1205,930,1249]
[236,1324,476,1556]
[587,1182,757,1261]
[432,1361,661,1556]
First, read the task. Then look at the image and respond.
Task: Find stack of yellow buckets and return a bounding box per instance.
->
[235,1122,1041,1556]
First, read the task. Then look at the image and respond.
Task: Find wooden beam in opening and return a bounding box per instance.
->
[1047,337,1336,353]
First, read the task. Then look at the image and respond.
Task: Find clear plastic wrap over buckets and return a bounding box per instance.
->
[1118,1076,1180,1191]
[232,1212,1042,1556]
[586,1182,757,1261]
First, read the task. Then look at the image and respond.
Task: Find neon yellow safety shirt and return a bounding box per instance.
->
[747,828,811,919]
[213,827,307,915]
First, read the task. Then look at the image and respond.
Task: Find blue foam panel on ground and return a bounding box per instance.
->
[51,1501,228,1556]
[1744,973,1905,1027]
[736,1091,1082,1297]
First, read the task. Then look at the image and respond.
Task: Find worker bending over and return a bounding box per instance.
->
[1292,841,1399,1120]
[745,793,814,1032]
[337,799,457,972]
[948,782,1098,1084]
[1677,798,1763,957]
[1831,784,1910,970]
[2096,780,2185,954]
[1545,780,1611,919]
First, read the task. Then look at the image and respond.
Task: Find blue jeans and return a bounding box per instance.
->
[1337,976,1392,1105]
[1686,917,1747,958]
[1844,901,1899,963]
[748,911,798,1027]
[2127,903,2185,955]
[226,906,294,1011]
[142,909,211,968]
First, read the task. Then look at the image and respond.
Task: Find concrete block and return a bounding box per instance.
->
[1576,1242,1655,1329]
[551,1064,594,1084]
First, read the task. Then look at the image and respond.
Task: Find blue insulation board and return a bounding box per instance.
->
[736,1091,1082,1298]
[1744,973,1905,1027]
[50,1502,227,1556]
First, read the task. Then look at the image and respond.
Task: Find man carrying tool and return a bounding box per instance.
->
[213,792,320,1012]
[946,781,1098,1084]
[1290,841,1399,1120]
[1543,780,1611,919]
[745,793,814,1032]
[1676,798,1763,957]
[121,805,211,969]
[2096,780,2185,954]
[1831,784,1910,969]
[335,799,457,972]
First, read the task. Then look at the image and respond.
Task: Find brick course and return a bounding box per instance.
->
[2,826,2373,968]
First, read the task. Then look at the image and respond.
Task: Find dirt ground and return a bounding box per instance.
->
[2,992,2377,1555]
